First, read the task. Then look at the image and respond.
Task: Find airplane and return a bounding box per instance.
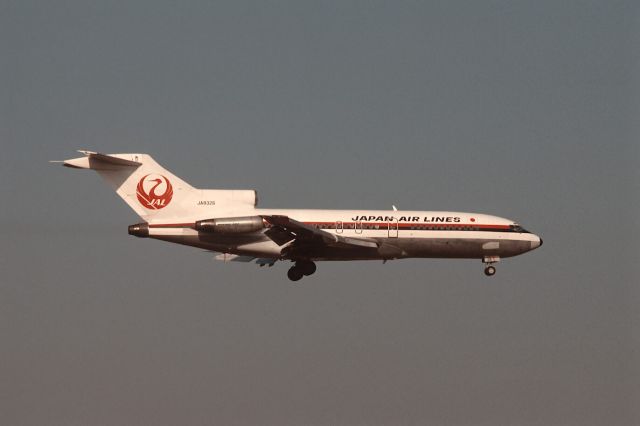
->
[55,150,543,280]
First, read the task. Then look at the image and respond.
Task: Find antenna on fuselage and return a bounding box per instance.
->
[392,205,398,211]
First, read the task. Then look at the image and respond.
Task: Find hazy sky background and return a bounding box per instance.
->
[2,1,639,425]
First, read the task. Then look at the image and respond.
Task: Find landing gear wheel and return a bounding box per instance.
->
[484,265,496,276]
[297,261,317,276]
[287,266,304,282]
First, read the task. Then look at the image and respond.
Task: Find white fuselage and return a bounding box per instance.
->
[146,208,542,262]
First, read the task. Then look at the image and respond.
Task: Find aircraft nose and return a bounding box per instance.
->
[530,235,543,250]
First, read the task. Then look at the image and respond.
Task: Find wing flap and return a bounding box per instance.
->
[261,215,379,250]
[264,226,297,246]
[213,253,277,266]
[340,236,378,248]
[214,253,256,262]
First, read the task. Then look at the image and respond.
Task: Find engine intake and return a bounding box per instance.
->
[195,216,265,234]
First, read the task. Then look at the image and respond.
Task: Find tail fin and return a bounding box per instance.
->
[58,150,196,221]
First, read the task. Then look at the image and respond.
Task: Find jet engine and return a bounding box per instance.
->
[195,216,266,234]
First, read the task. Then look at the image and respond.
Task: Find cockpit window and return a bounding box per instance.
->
[510,224,529,233]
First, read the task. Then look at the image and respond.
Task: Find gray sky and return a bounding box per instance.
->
[2,1,639,425]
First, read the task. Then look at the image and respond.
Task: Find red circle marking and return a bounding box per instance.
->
[136,174,173,210]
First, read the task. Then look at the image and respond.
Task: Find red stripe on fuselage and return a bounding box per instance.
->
[304,221,509,230]
[147,221,510,230]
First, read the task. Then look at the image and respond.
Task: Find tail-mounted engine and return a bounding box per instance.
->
[195,216,266,234]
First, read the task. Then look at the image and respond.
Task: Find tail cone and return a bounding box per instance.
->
[128,223,149,238]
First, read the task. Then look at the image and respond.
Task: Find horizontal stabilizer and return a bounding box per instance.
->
[60,151,142,170]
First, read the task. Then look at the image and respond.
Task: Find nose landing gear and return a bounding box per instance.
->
[484,265,496,276]
[287,260,317,281]
[482,255,500,277]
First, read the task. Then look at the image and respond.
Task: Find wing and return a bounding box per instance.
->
[261,215,379,256]
[213,253,277,266]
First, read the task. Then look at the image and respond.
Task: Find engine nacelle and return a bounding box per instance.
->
[195,216,265,234]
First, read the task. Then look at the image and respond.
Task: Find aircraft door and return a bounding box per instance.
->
[355,221,363,234]
[388,218,398,238]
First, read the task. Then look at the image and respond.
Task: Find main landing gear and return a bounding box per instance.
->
[482,255,500,277]
[287,260,317,281]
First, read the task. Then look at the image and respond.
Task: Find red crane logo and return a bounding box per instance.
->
[136,174,173,210]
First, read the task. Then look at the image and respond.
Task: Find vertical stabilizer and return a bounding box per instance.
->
[60,151,195,221]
